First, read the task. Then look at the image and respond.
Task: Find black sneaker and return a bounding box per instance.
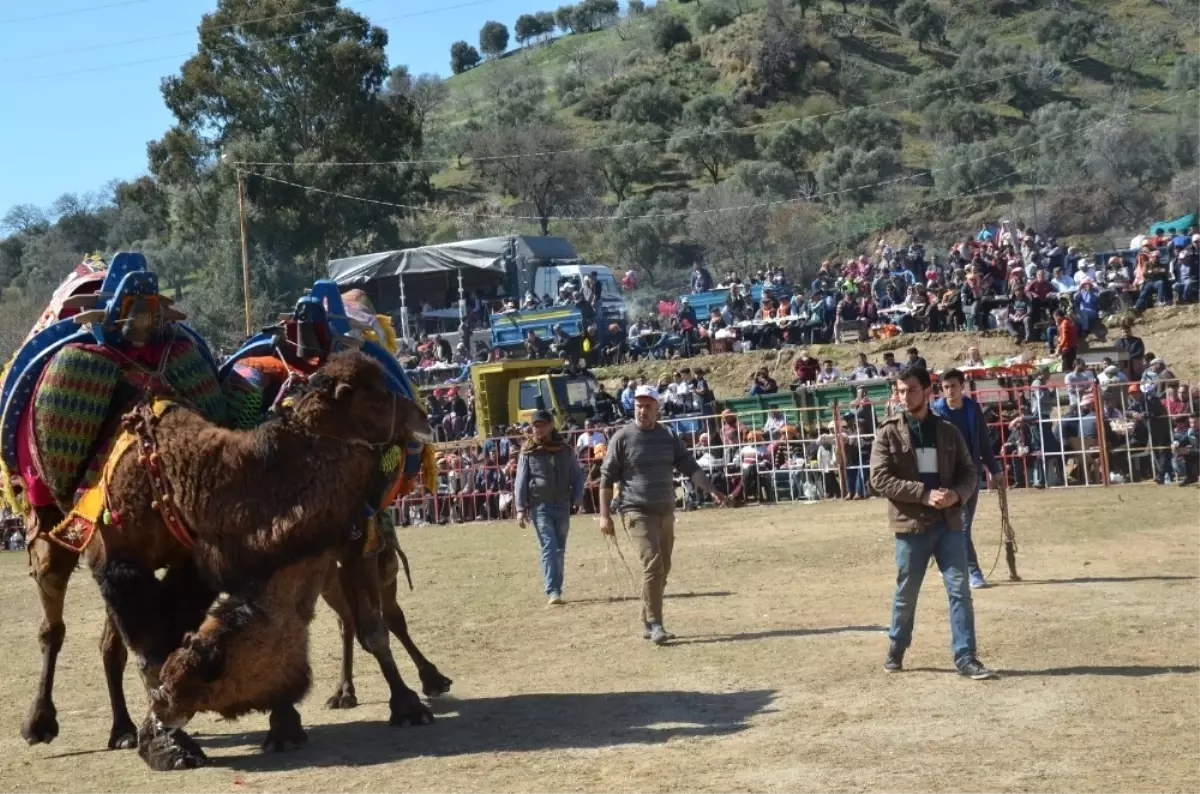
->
[957,658,998,680]
[642,623,653,640]
[884,646,904,673]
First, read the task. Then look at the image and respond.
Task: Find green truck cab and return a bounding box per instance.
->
[469,359,600,436]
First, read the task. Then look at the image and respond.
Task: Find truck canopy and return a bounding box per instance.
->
[328,236,580,284]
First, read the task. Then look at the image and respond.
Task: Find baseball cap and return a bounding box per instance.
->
[634,385,661,403]
[531,409,554,425]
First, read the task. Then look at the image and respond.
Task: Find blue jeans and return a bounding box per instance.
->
[533,504,570,595]
[1134,280,1169,310]
[889,522,978,668]
[961,480,984,579]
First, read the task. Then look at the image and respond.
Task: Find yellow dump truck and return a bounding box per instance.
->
[469,359,600,436]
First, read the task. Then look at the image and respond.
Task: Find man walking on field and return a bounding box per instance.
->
[870,366,997,679]
[599,386,726,645]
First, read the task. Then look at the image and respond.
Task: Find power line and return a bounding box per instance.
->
[0,0,389,64]
[241,93,1188,225]
[0,0,503,85]
[233,54,1100,168]
[0,0,156,26]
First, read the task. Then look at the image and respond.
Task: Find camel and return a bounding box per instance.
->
[73,351,432,770]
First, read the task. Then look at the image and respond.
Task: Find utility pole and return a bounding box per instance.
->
[221,152,253,338]
[236,169,252,337]
[1031,164,1039,233]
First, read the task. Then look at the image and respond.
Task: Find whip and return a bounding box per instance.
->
[986,483,1021,581]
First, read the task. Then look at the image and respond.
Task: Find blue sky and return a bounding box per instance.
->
[0,0,536,215]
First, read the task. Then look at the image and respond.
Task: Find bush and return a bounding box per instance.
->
[611,83,684,127]
[554,68,587,101]
[694,2,735,32]
[652,14,692,53]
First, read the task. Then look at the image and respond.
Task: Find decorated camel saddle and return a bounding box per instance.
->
[220,280,433,552]
[0,253,224,550]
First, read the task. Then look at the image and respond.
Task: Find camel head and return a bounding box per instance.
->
[291,351,431,446]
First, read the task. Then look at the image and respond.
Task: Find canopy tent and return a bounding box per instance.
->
[327,235,580,285]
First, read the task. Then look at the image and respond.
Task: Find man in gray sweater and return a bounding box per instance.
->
[599,386,726,644]
[515,410,584,606]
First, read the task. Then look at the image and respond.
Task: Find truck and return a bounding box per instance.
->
[328,236,629,347]
[469,358,602,436]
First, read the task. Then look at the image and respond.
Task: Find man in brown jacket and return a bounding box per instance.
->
[869,365,997,680]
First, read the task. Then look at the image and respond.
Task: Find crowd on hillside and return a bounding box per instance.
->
[625,222,1200,365]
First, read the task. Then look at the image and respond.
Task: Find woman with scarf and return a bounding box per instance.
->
[515,411,584,606]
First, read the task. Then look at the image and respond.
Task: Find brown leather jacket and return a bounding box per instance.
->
[869,412,977,533]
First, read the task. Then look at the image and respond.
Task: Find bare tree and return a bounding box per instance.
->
[685,182,770,272]
[1,203,49,235]
[386,67,449,139]
[471,122,601,235]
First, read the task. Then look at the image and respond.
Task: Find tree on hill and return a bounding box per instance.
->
[607,192,687,286]
[920,99,997,145]
[1,204,48,235]
[686,183,769,273]
[515,14,546,45]
[611,83,684,128]
[592,124,663,202]
[574,0,619,31]
[1035,11,1096,62]
[814,146,901,205]
[652,13,692,53]
[385,66,448,140]
[758,118,826,182]
[480,21,510,58]
[668,94,748,184]
[627,0,646,16]
[895,0,946,51]
[555,4,578,33]
[823,107,902,151]
[450,40,481,73]
[469,121,599,235]
[535,10,557,38]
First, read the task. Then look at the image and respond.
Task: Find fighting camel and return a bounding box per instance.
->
[85,351,434,769]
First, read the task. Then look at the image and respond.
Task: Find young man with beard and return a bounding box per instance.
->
[515,410,584,606]
[599,386,726,644]
[870,366,996,679]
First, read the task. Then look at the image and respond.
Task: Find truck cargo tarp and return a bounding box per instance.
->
[328,236,580,285]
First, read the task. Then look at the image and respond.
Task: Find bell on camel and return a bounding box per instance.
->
[294,321,323,359]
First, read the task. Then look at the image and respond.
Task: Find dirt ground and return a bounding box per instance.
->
[596,304,1200,398]
[0,486,1197,793]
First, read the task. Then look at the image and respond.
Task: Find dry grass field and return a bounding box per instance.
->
[0,485,1197,793]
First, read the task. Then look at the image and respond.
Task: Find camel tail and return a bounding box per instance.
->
[397,546,413,591]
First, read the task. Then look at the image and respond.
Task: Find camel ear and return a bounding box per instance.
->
[334,382,354,402]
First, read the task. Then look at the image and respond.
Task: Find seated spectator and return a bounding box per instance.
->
[524,330,548,359]
[1007,287,1033,343]
[849,352,878,381]
[963,345,986,367]
[1064,357,1096,406]
[749,367,779,395]
[1173,415,1199,485]
[1073,278,1102,339]
[816,359,840,384]
[905,346,928,371]
[1133,245,1171,311]
[879,351,903,377]
[762,408,788,440]
[792,350,820,386]
[1051,266,1076,294]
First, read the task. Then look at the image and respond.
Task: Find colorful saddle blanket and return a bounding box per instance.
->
[28,337,226,509]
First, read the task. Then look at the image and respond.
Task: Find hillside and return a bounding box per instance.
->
[592,304,1200,398]
[426,0,1199,295]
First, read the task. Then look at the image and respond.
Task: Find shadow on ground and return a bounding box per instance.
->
[570,590,734,605]
[672,625,886,646]
[1004,575,1197,586]
[200,688,777,772]
[908,665,1199,678]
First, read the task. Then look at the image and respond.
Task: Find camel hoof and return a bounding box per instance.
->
[389,691,435,727]
[419,668,454,698]
[324,692,358,710]
[138,724,208,771]
[262,709,308,753]
[108,719,138,750]
[21,703,59,745]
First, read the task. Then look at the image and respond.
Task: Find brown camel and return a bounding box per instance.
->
[73,351,431,770]
[21,525,453,753]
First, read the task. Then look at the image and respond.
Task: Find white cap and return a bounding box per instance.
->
[634,385,661,403]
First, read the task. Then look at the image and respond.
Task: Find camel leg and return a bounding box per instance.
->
[91,556,215,771]
[379,549,453,698]
[319,562,358,709]
[21,518,75,746]
[262,701,308,753]
[339,550,433,727]
[101,609,138,749]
